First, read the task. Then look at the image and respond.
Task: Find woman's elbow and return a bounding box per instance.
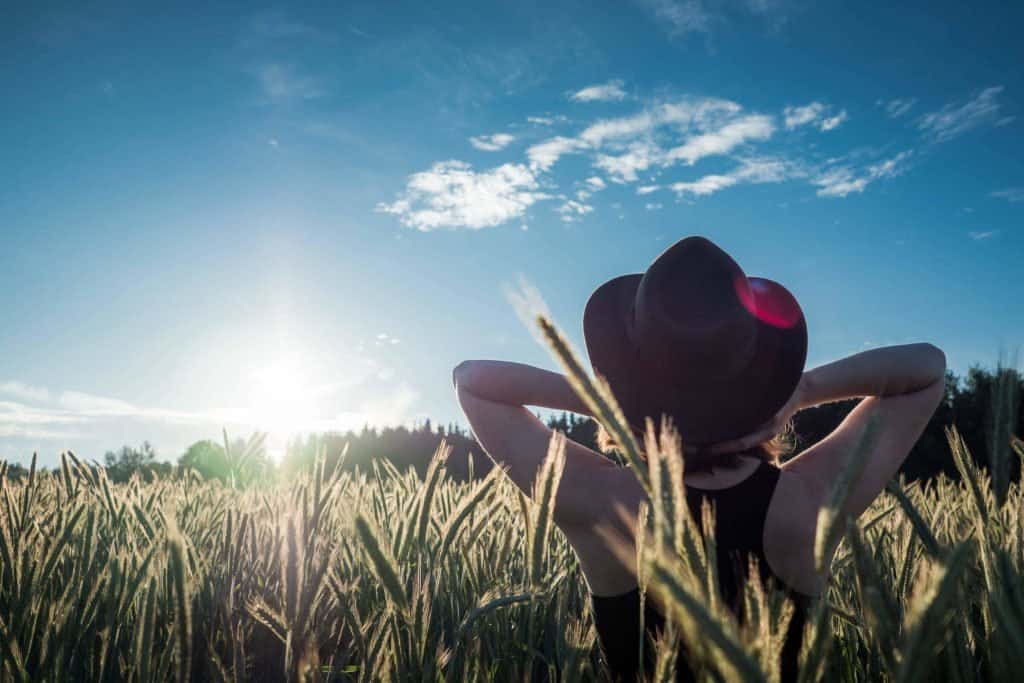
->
[452,360,478,390]
[920,343,947,380]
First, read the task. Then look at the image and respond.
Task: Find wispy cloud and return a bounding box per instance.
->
[526,136,588,171]
[594,141,663,183]
[470,133,515,151]
[557,199,594,222]
[590,112,773,183]
[878,97,916,118]
[670,157,792,197]
[0,381,50,403]
[571,80,628,102]
[638,0,794,38]
[377,161,551,230]
[813,150,912,197]
[990,187,1024,203]
[527,115,570,126]
[1,365,422,460]
[639,0,713,37]
[0,387,222,446]
[784,102,848,132]
[968,230,998,240]
[666,114,775,163]
[239,10,330,47]
[256,63,324,101]
[382,88,910,230]
[819,110,848,131]
[918,86,1004,142]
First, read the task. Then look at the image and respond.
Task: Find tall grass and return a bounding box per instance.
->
[0,322,1022,680]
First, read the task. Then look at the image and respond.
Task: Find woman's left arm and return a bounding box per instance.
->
[452,360,592,414]
[453,360,623,529]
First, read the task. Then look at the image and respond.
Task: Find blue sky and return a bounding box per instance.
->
[2,1,1022,466]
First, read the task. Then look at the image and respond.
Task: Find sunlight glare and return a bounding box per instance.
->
[245,356,320,440]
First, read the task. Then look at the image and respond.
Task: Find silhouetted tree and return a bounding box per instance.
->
[104,441,172,482]
[179,439,230,482]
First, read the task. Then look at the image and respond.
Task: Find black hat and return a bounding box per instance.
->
[583,235,807,446]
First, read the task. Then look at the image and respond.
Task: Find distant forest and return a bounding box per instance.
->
[8,365,1018,486]
[284,364,1022,484]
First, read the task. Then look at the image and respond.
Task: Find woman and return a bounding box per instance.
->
[453,236,946,680]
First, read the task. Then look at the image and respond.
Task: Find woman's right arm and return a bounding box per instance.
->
[797,343,947,410]
[784,342,947,519]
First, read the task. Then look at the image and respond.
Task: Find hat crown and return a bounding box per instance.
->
[633,237,758,379]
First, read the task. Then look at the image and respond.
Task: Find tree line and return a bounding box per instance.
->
[11,364,1018,486]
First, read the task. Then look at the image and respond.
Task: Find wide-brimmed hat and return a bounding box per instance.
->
[583,235,807,447]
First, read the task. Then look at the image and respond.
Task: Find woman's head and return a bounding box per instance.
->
[583,236,808,450]
[594,418,795,473]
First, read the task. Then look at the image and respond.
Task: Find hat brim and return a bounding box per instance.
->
[583,273,807,444]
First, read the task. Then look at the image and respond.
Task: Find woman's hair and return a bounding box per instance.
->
[595,418,795,473]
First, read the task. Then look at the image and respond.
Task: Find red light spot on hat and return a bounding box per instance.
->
[735,276,802,329]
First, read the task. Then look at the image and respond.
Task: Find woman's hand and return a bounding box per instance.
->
[707,374,807,454]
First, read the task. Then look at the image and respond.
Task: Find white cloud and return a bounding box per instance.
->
[0,381,50,403]
[382,97,785,229]
[670,157,791,197]
[256,63,323,101]
[470,133,516,151]
[557,199,594,222]
[377,160,551,231]
[784,102,826,129]
[671,174,739,196]
[580,105,774,182]
[968,230,997,240]
[881,98,916,118]
[594,141,664,183]
[571,79,628,103]
[813,150,912,198]
[919,86,1004,142]
[819,110,848,131]
[381,89,913,230]
[644,202,664,210]
[578,111,656,147]
[0,385,228,451]
[526,136,587,171]
[666,114,775,164]
[784,102,847,131]
[528,116,554,125]
[990,187,1024,203]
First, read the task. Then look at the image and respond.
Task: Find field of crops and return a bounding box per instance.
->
[2,320,1023,682]
[1,421,1023,682]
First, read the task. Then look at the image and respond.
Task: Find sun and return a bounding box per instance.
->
[245,357,320,438]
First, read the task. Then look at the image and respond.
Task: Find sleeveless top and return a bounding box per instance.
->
[590,460,811,682]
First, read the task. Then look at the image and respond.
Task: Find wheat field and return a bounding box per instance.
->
[2,320,1023,682]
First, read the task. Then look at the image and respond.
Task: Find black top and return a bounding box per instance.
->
[590,460,812,682]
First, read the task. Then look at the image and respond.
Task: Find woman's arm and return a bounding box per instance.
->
[784,342,947,519]
[710,343,947,454]
[453,360,617,529]
[797,343,947,408]
[452,360,593,414]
